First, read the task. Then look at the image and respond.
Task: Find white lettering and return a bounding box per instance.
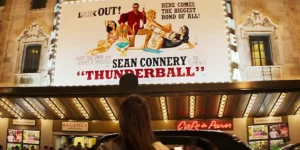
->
[229,33,237,47]
[226,3,232,14]
[230,50,240,64]
[232,68,242,81]
[51,30,57,39]
[226,17,235,30]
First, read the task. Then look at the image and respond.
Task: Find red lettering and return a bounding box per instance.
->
[144,68,154,78]
[85,71,94,80]
[190,121,198,130]
[176,67,185,77]
[195,122,201,129]
[177,121,186,130]
[95,71,104,80]
[176,120,232,131]
[167,68,176,77]
[113,70,123,79]
[156,68,166,77]
[105,70,113,79]
[186,67,195,76]
[208,121,232,130]
[135,69,143,78]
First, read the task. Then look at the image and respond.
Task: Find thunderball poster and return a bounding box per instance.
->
[53,0,230,86]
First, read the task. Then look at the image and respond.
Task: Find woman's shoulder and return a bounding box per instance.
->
[152,141,169,150]
[98,141,122,150]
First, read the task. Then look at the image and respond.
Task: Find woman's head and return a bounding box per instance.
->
[147,9,156,20]
[179,25,190,43]
[106,20,117,33]
[118,94,155,150]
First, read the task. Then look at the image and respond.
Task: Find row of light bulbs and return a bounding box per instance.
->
[160,97,168,121]
[22,99,45,119]
[218,95,228,117]
[269,93,286,117]
[0,98,22,119]
[222,0,233,80]
[45,98,65,119]
[0,93,298,120]
[100,98,117,122]
[243,94,257,118]
[73,98,89,119]
[189,96,195,118]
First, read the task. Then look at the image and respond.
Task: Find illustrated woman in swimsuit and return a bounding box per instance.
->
[87,20,117,55]
[116,13,136,57]
[144,9,173,47]
[151,25,190,50]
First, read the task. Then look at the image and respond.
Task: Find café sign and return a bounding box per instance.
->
[176,120,233,131]
[13,119,36,126]
[62,122,89,131]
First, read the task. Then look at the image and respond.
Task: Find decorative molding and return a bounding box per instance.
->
[17,22,49,41]
[241,10,278,29]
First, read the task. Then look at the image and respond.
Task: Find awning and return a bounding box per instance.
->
[0,80,299,120]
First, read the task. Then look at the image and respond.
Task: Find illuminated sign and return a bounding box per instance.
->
[13,119,36,126]
[62,122,89,131]
[254,117,282,124]
[224,0,241,81]
[52,0,233,86]
[176,120,233,130]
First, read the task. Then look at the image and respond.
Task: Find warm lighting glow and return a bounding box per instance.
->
[45,98,65,119]
[243,94,258,118]
[218,95,227,117]
[73,98,89,119]
[189,96,195,118]
[23,98,45,119]
[160,97,168,121]
[99,98,117,122]
[269,93,286,117]
[0,98,22,119]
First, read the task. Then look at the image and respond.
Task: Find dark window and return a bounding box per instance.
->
[22,45,42,73]
[30,0,48,10]
[0,0,5,7]
[249,36,273,66]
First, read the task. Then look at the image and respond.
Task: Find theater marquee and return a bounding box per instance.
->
[52,0,237,86]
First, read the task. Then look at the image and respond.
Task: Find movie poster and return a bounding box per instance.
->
[7,129,23,143]
[270,139,286,150]
[23,130,40,144]
[269,124,289,139]
[23,145,40,150]
[7,143,22,150]
[248,125,268,140]
[248,140,268,150]
[53,0,230,86]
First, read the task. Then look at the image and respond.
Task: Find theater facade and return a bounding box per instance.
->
[0,0,300,150]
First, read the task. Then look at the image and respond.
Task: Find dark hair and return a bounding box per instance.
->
[174,26,189,43]
[58,148,63,150]
[49,147,54,150]
[106,21,117,33]
[133,3,139,7]
[44,146,49,149]
[181,25,189,43]
[116,94,156,150]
